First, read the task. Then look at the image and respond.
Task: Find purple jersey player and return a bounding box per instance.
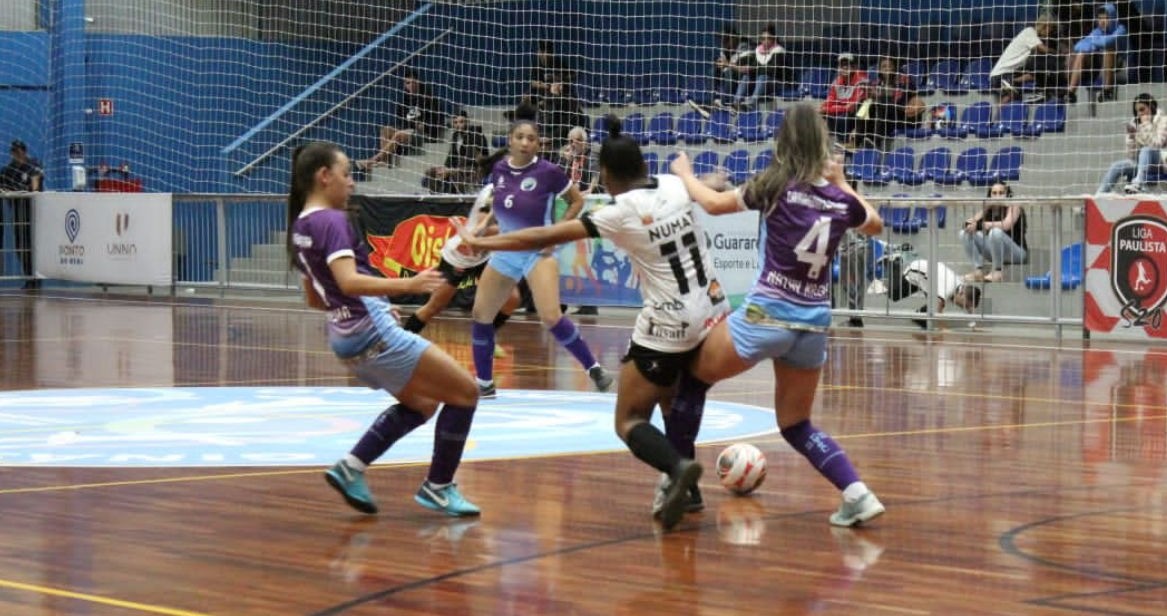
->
[670,103,888,528]
[468,104,612,398]
[287,141,483,518]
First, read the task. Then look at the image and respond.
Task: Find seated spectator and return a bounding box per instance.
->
[423,109,488,194]
[991,17,1064,104]
[733,23,794,109]
[899,259,983,329]
[359,69,444,170]
[542,82,587,152]
[960,182,1028,283]
[526,40,575,109]
[558,126,599,194]
[821,53,867,141]
[711,25,754,107]
[1065,3,1126,103]
[1096,92,1167,194]
[850,56,927,151]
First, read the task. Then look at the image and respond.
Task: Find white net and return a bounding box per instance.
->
[3,1,1166,198]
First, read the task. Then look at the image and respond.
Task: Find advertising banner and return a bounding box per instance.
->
[1084,197,1167,338]
[33,193,172,286]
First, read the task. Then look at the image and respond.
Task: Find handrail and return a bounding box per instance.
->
[221,2,435,158]
[233,29,452,177]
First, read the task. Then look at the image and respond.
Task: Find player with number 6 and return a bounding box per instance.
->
[668,103,888,527]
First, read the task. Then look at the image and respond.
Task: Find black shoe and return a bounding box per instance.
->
[687,485,705,513]
[911,305,928,330]
[847,317,864,328]
[573,306,598,316]
[1063,90,1077,104]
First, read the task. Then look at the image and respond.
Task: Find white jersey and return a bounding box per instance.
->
[580,174,729,353]
[904,259,960,300]
[442,184,494,269]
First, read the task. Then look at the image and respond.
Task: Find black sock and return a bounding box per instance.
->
[492,311,511,330]
[624,422,683,475]
[403,313,426,333]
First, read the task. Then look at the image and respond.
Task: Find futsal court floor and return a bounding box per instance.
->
[0,291,1164,615]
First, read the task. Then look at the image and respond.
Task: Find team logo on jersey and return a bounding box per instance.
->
[520,177,538,192]
[1111,215,1167,327]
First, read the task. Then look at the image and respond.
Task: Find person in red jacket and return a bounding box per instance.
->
[820,53,868,142]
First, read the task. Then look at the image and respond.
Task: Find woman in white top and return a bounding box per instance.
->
[1096,92,1167,195]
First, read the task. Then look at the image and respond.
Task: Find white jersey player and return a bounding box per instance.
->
[457,115,718,532]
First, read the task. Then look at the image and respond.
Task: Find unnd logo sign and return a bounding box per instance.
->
[1111,215,1167,328]
[367,215,461,277]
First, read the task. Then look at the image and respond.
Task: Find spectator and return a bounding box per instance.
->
[359,69,444,170]
[821,53,867,141]
[558,126,600,316]
[733,23,794,109]
[899,259,983,329]
[526,40,575,108]
[1096,92,1167,194]
[423,110,488,194]
[960,182,1028,283]
[0,139,43,290]
[1065,3,1127,103]
[711,26,753,107]
[541,81,587,151]
[990,17,1064,104]
[850,56,927,151]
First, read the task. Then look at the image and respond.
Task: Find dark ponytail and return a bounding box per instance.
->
[287,141,343,265]
[597,113,646,183]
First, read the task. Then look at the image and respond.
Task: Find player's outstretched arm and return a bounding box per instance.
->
[458,218,589,252]
[329,257,443,296]
[670,151,744,215]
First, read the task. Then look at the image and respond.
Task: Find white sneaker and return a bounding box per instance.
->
[829,491,885,527]
[1123,182,1142,195]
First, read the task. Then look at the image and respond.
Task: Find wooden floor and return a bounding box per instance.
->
[1,292,1165,616]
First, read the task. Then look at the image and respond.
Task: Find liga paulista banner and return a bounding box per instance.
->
[1084,197,1167,338]
[33,192,173,286]
[351,195,758,308]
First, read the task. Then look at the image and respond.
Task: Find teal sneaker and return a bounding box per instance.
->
[324,460,378,514]
[414,481,482,517]
[829,491,885,527]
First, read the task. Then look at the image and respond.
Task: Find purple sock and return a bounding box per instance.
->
[781,419,860,491]
[549,316,597,369]
[470,321,495,382]
[350,404,427,466]
[667,371,710,459]
[427,403,477,485]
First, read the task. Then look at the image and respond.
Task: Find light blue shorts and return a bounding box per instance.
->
[329,297,431,395]
[487,249,548,282]
[726,299,829,369]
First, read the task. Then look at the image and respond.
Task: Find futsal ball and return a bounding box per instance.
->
[716,443,767,495]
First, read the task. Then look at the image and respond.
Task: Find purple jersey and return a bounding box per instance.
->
[739,180,868,306]
[490,156,571,233]
[290,207,377,333]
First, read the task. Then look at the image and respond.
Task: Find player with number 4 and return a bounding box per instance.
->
[457,115,729,531]
[668,103,888,528]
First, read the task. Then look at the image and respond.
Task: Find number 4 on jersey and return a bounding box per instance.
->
[794,216,831,279]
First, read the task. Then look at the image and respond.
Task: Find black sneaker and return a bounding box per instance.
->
[687,484,705,513]
[478,382,497,399]
[847,317,864,328]
[1063,90,1078,104]
[573,306,598,316]
[911,305,928,330]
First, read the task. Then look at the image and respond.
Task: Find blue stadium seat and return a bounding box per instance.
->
[937,103,972,139]
[1024,243,1084,290]
[965,101,1003,139]
[725,149,751,185]
[933,59,969,95]
[969,146,1023,185]
[999,102,1031,136]
[682,75,713,106]
[801,67,836,99]
[591,116,608,143]
[902,61,933,95]
[936,146,987,186]
[648,112,676,145]
[624,112,649,145]
[753,148,773,173]
[966,58,994,94]
[643,151,659,176]
[852,148,889,186]
[1027,101,1066,135]
[889,206,922,234]
[491,133,508,149]
[737,110,767,143]
[707,109,738,144]
[919,147,952,183]
[765,109,785,138]
[693,151,720,176]
[677,111,706,145]
[888,147,924,186]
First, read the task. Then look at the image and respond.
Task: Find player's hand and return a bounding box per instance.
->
[409,269,444,294]
[670,151,694,177]
[450,217,481,248]
[824,159,848,187]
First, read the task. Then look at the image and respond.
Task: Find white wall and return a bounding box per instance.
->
[735,1,858,41]
[0,0,37,31]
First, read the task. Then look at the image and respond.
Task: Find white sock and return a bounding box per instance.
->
[842,481,869,503]
[476,378,493,387]
[343,454,368,472]
[426,480,450,490]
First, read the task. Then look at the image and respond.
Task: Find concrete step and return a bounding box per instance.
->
[252,243,285,260]
[217,268,297,287]
[231,256,287,272]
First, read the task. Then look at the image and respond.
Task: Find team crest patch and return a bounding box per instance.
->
[520,177,538,192]
[1110,215,1167,327]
